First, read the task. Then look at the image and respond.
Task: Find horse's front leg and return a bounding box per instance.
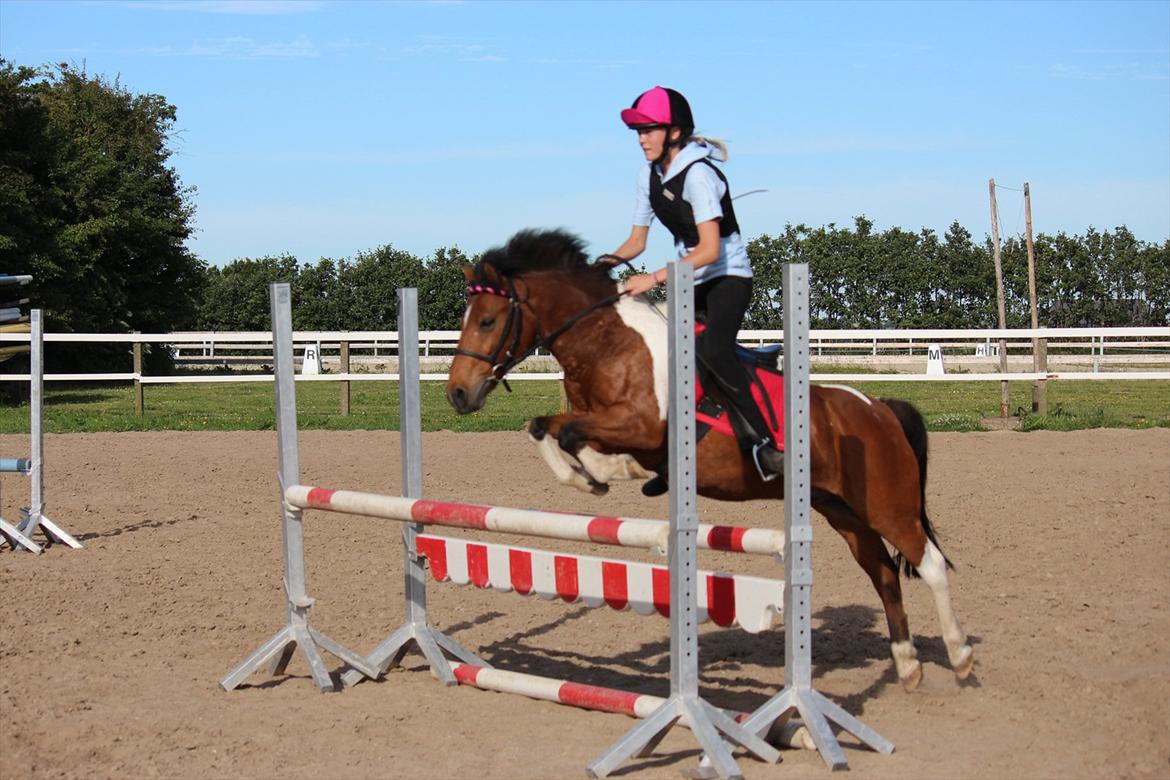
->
[560,408,664,476]
[532,405,664,455]
[527,411,572,443]
[527,412,620,495]
[529,409,662,492]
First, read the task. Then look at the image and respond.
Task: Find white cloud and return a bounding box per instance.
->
[732,131,984,157]
[1048,61,1169,81]
[397,34,508,62]
[195,138,615,165]
[144,34,319,59]
[1072,48,1170,55]
[116,0,321,15]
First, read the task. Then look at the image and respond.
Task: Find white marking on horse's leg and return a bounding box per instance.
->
[917,539,975,678]
[891,639,922,689]
[528,432,593,492]
[576,448,652,482]
[614,296,668,421]
[819,383,873,406]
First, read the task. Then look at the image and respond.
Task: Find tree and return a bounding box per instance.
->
[333,245,425,329]
[293,258,341,331]
[196,255,299,331]
[419,246,473,330]
[934,222,995,327]
[0,63,57,289]
[0,60,206,372]
[745,224,801,328]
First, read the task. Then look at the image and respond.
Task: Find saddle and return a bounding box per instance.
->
[695,347,786,447]
[642,332,785,497]
[694,324,786,446]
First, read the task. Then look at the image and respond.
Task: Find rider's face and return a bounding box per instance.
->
[637,127,667,161]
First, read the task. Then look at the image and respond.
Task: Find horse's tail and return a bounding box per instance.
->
[879,397,954,578]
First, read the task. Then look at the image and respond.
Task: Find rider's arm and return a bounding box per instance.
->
[627,222,716,295]
[608,225,649,264]
[624,220,720,295]
[652,219,719,281]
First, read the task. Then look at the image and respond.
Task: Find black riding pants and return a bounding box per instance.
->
[694,275,772,450]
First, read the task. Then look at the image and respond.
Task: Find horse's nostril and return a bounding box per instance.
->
[449,386,467,411]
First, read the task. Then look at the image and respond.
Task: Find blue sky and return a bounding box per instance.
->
[2,0,1168,268]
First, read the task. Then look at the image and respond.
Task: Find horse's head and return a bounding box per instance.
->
[446,260,541,414]
[446,229,616,415]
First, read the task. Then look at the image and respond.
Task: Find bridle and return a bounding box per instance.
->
[453,274,526,392]
[453,265,623,393]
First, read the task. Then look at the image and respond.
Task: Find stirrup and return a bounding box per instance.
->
[752,440,783,483]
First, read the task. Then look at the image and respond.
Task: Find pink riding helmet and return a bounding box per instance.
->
[620,86,694,136]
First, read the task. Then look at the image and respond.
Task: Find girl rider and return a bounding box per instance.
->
[605,86,784,481]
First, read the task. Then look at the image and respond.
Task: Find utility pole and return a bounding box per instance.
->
[1025,183,1047,415]
[989,178,1009,417]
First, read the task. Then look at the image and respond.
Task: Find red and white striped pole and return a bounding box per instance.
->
[286,485,784,556]
[450,663,813,751]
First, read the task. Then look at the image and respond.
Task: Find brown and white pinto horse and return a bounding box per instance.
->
[446,229,974,689]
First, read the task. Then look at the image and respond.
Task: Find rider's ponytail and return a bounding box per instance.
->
[690,135,728,161]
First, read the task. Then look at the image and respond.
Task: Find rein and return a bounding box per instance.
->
[455,270,622,392]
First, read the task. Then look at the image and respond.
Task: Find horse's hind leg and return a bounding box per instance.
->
[818,500,923,691]
[876,514,974,682]
[912,538,974,680]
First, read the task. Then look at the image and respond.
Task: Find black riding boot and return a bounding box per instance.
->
[751,438,784,482]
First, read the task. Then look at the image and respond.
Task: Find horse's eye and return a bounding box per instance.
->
[479,317,496,328]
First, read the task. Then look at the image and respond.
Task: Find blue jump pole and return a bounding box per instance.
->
[0,459,30,473]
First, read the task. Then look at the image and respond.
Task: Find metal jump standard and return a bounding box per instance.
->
[0,306,81,553]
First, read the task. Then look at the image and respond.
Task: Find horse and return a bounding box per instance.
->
[445,228,974,690]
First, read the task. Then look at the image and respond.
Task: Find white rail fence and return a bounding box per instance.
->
[1,327,1168,386]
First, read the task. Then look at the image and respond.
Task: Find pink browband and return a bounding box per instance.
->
[467,284,510,298]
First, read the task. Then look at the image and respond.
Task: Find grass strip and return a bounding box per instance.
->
[0,376,1165,434]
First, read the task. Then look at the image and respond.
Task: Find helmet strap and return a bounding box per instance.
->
[656,126,688,166]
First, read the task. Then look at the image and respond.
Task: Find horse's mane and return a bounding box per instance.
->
[479,229,612,287]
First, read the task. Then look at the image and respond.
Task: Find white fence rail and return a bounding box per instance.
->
[1,327,1168,385]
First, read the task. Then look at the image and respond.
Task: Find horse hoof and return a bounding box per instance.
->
[641,476,668,497]
[900,663,923,692]
[952,646,975,681]
[590,483,609,497]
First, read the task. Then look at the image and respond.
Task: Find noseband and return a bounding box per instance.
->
[454,267,623,393]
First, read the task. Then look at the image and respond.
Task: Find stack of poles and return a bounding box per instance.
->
[0,306,81,554]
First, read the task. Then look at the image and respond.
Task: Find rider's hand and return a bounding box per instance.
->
[624,273,660,297]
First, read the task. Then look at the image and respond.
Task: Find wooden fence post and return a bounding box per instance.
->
[1025,182,1048,416]
[340,340,350,416]
[989,178,1010,417]
[132,335,144,416]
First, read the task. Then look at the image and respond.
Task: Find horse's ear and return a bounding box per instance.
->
[462,265,476,283]
[478,263,505,287]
